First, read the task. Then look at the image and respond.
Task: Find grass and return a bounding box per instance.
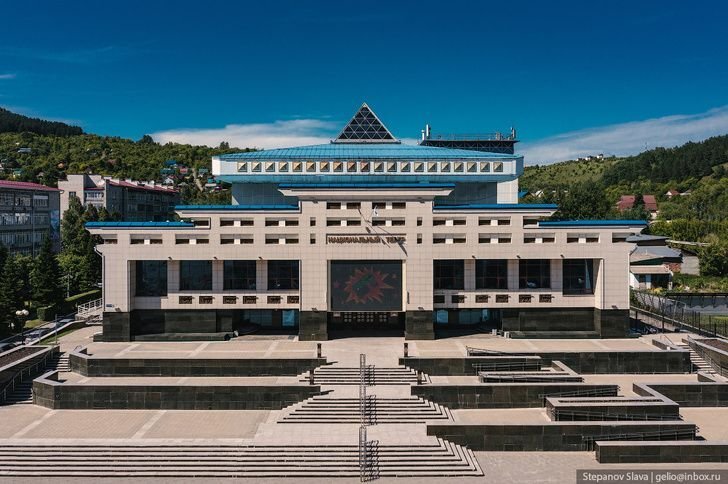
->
[672,273,728,292]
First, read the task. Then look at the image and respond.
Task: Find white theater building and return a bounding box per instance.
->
[87,104,646,342]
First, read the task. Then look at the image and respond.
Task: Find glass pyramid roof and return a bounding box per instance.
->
[333,103,398,143]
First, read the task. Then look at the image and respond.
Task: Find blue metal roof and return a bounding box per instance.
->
[434,203,558,210]
[278,183,455,189]
[175,204,299,211]
[538,220,649,227]
[85,221,194,228]
[219,143,519,161]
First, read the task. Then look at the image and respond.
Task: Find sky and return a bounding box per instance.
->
[1,0,728,164]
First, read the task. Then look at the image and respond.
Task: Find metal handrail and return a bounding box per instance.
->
[472,361,540,373]
[551,409,681,422]
[466,346,509,356]
[686,337,728,377]
[0,347,57,404]
[581,428,696,451]
[539,387,618,404]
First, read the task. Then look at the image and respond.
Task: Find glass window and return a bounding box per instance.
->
[433,260,465,290]
[282,310,299,327]
[223,260,257,290]
[180,260,212,291]
[475,260,508,289]
[135,260,167,297]
[519,259,551,289]
[563,259,595,295]
[267,260,299,290]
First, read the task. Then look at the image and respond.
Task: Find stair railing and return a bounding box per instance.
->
[0,346,58,405]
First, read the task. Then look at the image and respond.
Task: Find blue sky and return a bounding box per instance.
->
[1,0,728,163]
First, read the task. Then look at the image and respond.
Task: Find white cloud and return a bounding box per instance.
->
[151,119,339,149]
[520,106,728,165]
[0,73,16,80]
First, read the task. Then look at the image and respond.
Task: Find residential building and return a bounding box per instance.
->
[86,103,647,342]
[628,234,683,290]
[0,180,60,255]
[59,174,179,221]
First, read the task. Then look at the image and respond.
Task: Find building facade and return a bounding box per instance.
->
[59,174,179,221]
[0,180,61,255]
[87,104,646,342]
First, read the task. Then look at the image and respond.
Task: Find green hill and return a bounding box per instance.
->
[0,107,256,204]
[0,107,83,137]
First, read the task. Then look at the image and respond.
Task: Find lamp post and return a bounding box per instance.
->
[15,309,29,337]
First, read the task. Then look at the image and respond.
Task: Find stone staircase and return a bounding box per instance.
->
[0,440,482,477]
[280,395,452,424]
[2,351,69,405]
[675,343,716,375]
[300,366,422,385]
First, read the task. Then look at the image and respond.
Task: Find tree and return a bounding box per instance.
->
[0,256,25,332]
[30,237,63,309]
[550,183,611,220]
[700,242,728,277]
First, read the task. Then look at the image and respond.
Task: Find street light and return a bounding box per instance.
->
[15,309,29,340]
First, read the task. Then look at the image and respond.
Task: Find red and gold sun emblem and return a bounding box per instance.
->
[343,267,394,305]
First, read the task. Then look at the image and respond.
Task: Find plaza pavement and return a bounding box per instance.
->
[1,326,727,482]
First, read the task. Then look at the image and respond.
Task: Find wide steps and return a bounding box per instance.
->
[676,344,717,374]
[302,366,420,385]
[280,397,451,423]
[0,440,482,477]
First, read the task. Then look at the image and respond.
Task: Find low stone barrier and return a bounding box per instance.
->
[411,383,618,409]
[402,350,690,375]
[634,381,728,407]
[596,440,728,463]
[400,356,542,376]
[33,371,323,410]
[426,422,697,451]
[70,349,327,377]
[546,396,680,421]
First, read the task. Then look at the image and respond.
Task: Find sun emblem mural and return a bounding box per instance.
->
[330,261,403,311]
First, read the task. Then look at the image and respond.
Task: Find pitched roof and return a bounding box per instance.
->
[106,180,178,194]
[333,103,397,143]
[219,142,517,161]
[617,194,658,212]
[0,180,59,192]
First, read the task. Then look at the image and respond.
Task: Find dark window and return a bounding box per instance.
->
[475,260,508,289]
[180,260,212,291]
[267,260,299,290]
[135,260,167,297]
[562,259,595,295]
[433,260,464,290]
[223,260,257,290]
[519,259,551,289]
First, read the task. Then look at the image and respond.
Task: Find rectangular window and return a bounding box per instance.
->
[562,259,595,295]
[519,259,551,289]
[135,260,167,297]
[433,260,465,290]
[475,260,508,290]
[180,260,212,291]
[267,260,299,290]
[223,260,256,291]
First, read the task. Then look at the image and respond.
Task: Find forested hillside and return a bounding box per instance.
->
[520,134,728,280]
[0,108,254,202]
[0,107,83,136]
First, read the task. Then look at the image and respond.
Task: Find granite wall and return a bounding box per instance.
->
[33,371,322,410]
[596,441,728,463]
[411,383,618,409]
[427,422,697,451]
[70,351,326,377]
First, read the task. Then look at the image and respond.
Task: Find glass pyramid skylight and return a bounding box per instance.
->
[333,103,399,143]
